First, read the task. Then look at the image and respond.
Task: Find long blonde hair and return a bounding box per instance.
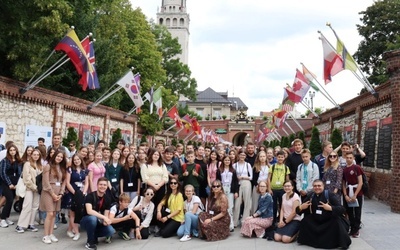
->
[253,151,268,173]
[324,152,339,172]
[29,149,43,171]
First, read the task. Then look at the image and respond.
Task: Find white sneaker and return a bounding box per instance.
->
[49,234,59,242]
[6,219,14,225]
[42,235,52,244]
[53,224,57,229]
[180,235,192,242]
[67,230,75,238]
[0,220,8,228]
[73,233,80,241]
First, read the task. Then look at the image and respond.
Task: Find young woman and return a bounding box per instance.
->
[198,179,230,241]
[86,151,95,166]
[241,181,273,238]
[233,150,253,227]
[177,184,204,242]
[322,151,343,200]
[137,149,147,167]
[251,151,270,214]
[274,180,301,243]
[16,149,43,233]
[119,146,130,166]
[266,147,276,164]
[40,150,67,244]
[78,146,88,160]
[0,144,22,228]
[155,177,184,238]
[21,145,34,163]
[65,154,89,241]
[140,148,169,227]
[129,186,155,239]
[87,150,105,192]
[206,151,220,196]
[105,149,122,198]
[38,147,56,225]
[216,156,238,232]
[218,150,226,161]
[120,153,141,200]
[258,146,266,152]
[228,149,237,163]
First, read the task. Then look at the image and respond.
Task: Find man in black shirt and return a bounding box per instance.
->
[286,139,304,192]
[245,142,256,167]
[80,177,115,250]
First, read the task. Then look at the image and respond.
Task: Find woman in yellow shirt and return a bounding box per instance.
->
[155,177,184,238]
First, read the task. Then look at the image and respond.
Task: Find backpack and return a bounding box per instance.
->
[356,166,369,194]
[182,163,201,173]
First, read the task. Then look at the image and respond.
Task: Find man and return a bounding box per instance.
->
[296,149,319,202]
[245,142,256,167]
[204,145,212,161]
[69,140,77,157]
[163,146,179,180]
[102,147,111,165]
[155,141,165,154]
[47,133,70,158]
[116,139,126,151]
[342,152,364,238]
[96,140,106,151]
[37,137,45,147]
[80,177,115,250]
[313,141,333,179]
[194,146,207,206]
[286,139,304,189]
[336,142,354,168]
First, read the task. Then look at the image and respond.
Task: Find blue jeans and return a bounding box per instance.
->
[177,212,199,237]
[80,215,115,244]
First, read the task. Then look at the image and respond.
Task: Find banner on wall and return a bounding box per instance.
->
[25,125,53,149]
[122,130,132,145]
[79,124,91,146]
[91,126,101,144]
[0,122,6,146]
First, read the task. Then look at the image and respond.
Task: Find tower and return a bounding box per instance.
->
[157,0,190,65]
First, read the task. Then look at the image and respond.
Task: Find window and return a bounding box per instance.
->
[159,18,164,25]
[173,18,178,26]
[196,108,204,118]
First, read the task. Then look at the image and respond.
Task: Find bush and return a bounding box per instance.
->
[110,128,122,150]
[309,126,322,158]
[63,127,80,149]
[331,128,343,149]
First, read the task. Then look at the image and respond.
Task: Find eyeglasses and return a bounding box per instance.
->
[313,185,323,187]
[145,193,154,196]
[329,155,337,158]
[170,182,178,185]
[212,185,221,188]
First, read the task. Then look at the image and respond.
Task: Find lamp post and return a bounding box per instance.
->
[308,91,315,110]
[210,101,213,119]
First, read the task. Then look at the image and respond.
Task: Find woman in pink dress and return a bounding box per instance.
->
[87,150,105,192]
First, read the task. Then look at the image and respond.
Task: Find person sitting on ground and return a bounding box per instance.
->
[296,179,351,249]
[109,193,141,241]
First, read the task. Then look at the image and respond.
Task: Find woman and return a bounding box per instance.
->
[177,184,204,242]
[140,148,168,227]
[218,150,226,161]
[21,146,34,163]
[129,186,155,239]
[251,151,270,214]
[137,149,147,167]
[65,154,89,241]
[258,146,266,152]
[266,147,276,164]
[119,146,130,166]
[228,149,237,163]
[206,151,220,196]
[0,144,22,228]
[155,177,184,238]
[216,156,238,232]
[105,149,122,199]
[86,151,95,166]
[120,153,141,200]
[40,150,67,244]
[38,147,56,225]
[322,152,343,201]
[87,150,105,192]
[198,179,230,241]
[274,180,301,243]
[78,146,88,159]
[15,149,42,233]
[241,181,273,238]
[233,150,252,227]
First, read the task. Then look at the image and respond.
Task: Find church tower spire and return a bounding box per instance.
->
[157,0,190,65]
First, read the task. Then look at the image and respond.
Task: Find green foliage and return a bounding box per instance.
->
[110,128,122,150]
[355,0,400,85]
[178,104,201,120]
[63,127,80,149]
[280,136,289,148]
[331,128,343,149]
[309,127,321,158]
[289,134,296,146]
[297,131,305,147]
[171,138,177,146]
[140,135,147,144]
[263,140,269,148]
[179,139,184,145]
[138,112,164,136]
[305,107,324,117]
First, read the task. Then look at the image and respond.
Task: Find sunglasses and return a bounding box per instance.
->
[69,145,75,147]
[329,155,337,158]
[145,192,154,196]
[212,185,221,188]
[170,182,178,185]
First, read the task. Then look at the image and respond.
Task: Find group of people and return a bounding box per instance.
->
[0,134,366,249]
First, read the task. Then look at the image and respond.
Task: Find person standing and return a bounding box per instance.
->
[88,151,106,192]
[296,149,319,202]
[313,141,333,179]
[285,139,304,190]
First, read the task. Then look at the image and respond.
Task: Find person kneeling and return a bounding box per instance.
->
[80,177,115,250]
[109,193,141,241]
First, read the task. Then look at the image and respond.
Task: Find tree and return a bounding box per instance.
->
[354,0,400,85]
[178,104,201,121]
[140,135,147,144]
[297,131,306,147]
[280,136,289,148]
[289,134,296,146]
[110,128,122,150]
[171,138,177,146]
[305,107,324,117]
[331,128,343,150]
[309,127,321,158]
[63,127,80,149]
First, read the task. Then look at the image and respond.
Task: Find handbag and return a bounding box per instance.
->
[36,173,43,195]
[16,176,26,198]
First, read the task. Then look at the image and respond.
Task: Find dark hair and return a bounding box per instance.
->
[38,137,45,143]
[124,153,140,172]
[186,150,195,156]
[49,150,67,181]
[97,140,106,146]
[146,148,163,166]
[283,180,295,199]
[164,146,175,154]
[6,144,22,164]
[220,155,235,173]
[341,142,351,148]
[69,141,76,146]
[21,145,35,162]
[102,146,111,152]
[97,177,108,184]
[207,150,220,165]
[70,154,87,170]
[162,177,181,207]
[46,147,57,162]
[276,150,285,157]
[117,139,126,145]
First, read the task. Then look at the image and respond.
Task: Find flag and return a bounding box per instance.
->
[182,114,192,133]
[80,37,100,90]
[302,65,319,92]
[167,105,182,128]
[116,71,144,108]
[320,34,343,84]
[54,29,93,90]
[282,88,295,111]
[273,108,287,129]
[285,69,311,103]
[153,87,163,119]
[336,39,358,72]
[191,118,201,135]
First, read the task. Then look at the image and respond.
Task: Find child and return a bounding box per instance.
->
[296,149,319,202]
[179,150,204,195]
[163,146,179,180]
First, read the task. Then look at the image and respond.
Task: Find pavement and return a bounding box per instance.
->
[0,198,398,250]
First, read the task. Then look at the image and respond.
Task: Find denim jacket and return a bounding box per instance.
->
[255,193,273,218]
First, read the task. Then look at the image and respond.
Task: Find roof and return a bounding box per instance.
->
[191,87,231,103]
[227,97,247,109]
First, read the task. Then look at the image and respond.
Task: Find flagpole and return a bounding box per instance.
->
[184,131,194,141]
[287,111,305,131]
[273,130,281,140]
[326,23,378,98]
[87,85,122,110]
[124,96,148,118]
[281,127,290,136]
[300,100,319,118]
[284,121,296,134]
[163,124,176,134]
[300,62,343,111]
[174,127,184,136]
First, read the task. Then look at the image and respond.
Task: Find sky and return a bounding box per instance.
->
[131,0,375,116]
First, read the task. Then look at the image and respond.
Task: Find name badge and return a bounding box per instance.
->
[76,182,83,188]
[209,210,214,215]
[165,208,171,213]
[326,180,331,184]
[316,210,322,215]
[302,180,307,184]
[111,178,117,183]
[128,183,133,187]
[55,182,61,187]
[275,181,281,185]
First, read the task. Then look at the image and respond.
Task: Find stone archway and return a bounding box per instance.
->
[232,132,248,146]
